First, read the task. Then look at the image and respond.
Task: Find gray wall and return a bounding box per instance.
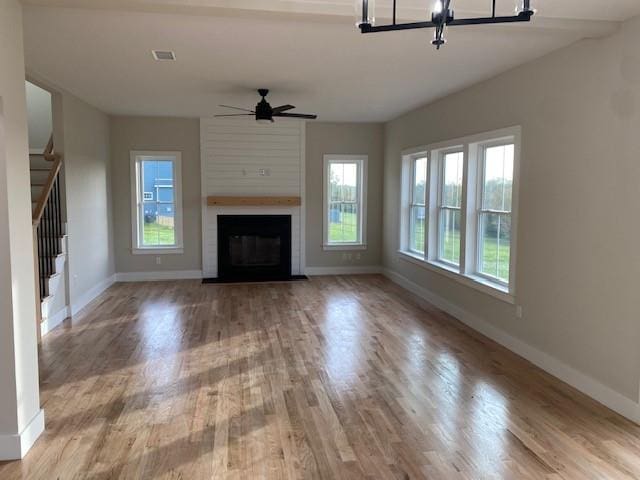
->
[110,116,202,273]
[306,122,384,268]
[109,118,383,274]
[383,17,640,401]
[60,93,115,305]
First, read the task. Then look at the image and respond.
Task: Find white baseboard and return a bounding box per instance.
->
[0,408,45,460]
[382,267,640,424]
[41,306,71,337]
[305,265,382,276]
[115,270,203,282]
[70,274,117,317]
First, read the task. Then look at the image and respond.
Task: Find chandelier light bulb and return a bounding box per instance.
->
[515,0,534,14]
[355,0,376,26]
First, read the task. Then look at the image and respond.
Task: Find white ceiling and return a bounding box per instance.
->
[22,1,640,122]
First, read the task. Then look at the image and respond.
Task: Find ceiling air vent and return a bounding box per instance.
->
[152,50,176,61]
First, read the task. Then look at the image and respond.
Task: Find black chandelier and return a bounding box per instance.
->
[357,0,535,49]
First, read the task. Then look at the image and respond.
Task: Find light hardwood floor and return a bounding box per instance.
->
[1,275,640,479]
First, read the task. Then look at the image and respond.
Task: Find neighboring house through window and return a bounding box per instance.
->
[130,151,184,254]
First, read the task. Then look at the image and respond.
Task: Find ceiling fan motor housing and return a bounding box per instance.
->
[256,89,274,121]
[255,99,273,121]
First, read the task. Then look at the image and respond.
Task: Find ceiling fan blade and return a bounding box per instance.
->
[272,104,295,114]
[274,112,318,119]
[214,114,254,117]
[219,105,255,113]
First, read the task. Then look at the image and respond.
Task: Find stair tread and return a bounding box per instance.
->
[41,295,54,304]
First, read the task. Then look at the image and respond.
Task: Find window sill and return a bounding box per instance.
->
[132,247,184,255]
[397,250,515,304]
[323,244,367,251]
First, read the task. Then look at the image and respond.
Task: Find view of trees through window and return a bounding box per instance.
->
[479,144,514,282]
[140,159,176,246]
[409,157,427,253]
[402,133,516,290]
[328,162,359,243]
[438,152,463,265]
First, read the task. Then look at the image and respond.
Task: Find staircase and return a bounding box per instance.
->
[30,135,66,333]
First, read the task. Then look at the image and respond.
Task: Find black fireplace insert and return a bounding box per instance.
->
[216,215,292,282]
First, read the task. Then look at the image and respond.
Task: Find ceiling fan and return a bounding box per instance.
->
[215,89,318,123]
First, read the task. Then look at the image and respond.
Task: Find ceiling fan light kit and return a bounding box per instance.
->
[356,0,535,49]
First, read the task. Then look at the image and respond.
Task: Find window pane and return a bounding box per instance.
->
[140,158,176,247]
[482,144,514,211]
[329,163,344,201]
[328,161,360,244]
[143,203,175,246]
[343,163,358,202]
[479,212,511,282]
[329,162,358,203]
[328,202,358,243]
[412,157,427,205]
[410,206,426,254]
[442,152,463,208]
[439,209,461,265]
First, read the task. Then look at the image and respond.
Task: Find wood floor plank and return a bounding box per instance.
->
[1,275,640,479]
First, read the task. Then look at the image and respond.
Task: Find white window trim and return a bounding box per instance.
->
[130,151,184,255]
[435,148,464,267]
[398,126,521,304]
[474,140,515,288]
[322,154,368,251]
[406,155,428,256]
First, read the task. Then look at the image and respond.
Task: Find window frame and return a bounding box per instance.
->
[436,149,464,267]
[475,140,514,287]
[322,154,367,251]
[130,151,184,255]
[398,126,520,303]
[408,155,428,255]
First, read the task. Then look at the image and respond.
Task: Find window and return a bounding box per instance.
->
[437,151,463,265]
[409,157,428,254]
[399,127,520,302]
[131,151,183,254]
[477,143,514,284]
[323,155,367,250]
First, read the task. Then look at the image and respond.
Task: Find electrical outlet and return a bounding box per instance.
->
[516,305,523,319]
[356,253,361,260]
[156,256,162,265]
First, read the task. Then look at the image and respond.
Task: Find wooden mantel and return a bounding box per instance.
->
[207,196,301,207]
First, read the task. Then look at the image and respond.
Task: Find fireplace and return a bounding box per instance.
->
[217,215,292,281]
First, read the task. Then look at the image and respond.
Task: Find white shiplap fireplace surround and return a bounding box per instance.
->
[200,118,305,278]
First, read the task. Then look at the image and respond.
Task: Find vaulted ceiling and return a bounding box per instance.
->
[22,0,640,122]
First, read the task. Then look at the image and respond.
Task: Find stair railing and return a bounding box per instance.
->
[32,135,63,321]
